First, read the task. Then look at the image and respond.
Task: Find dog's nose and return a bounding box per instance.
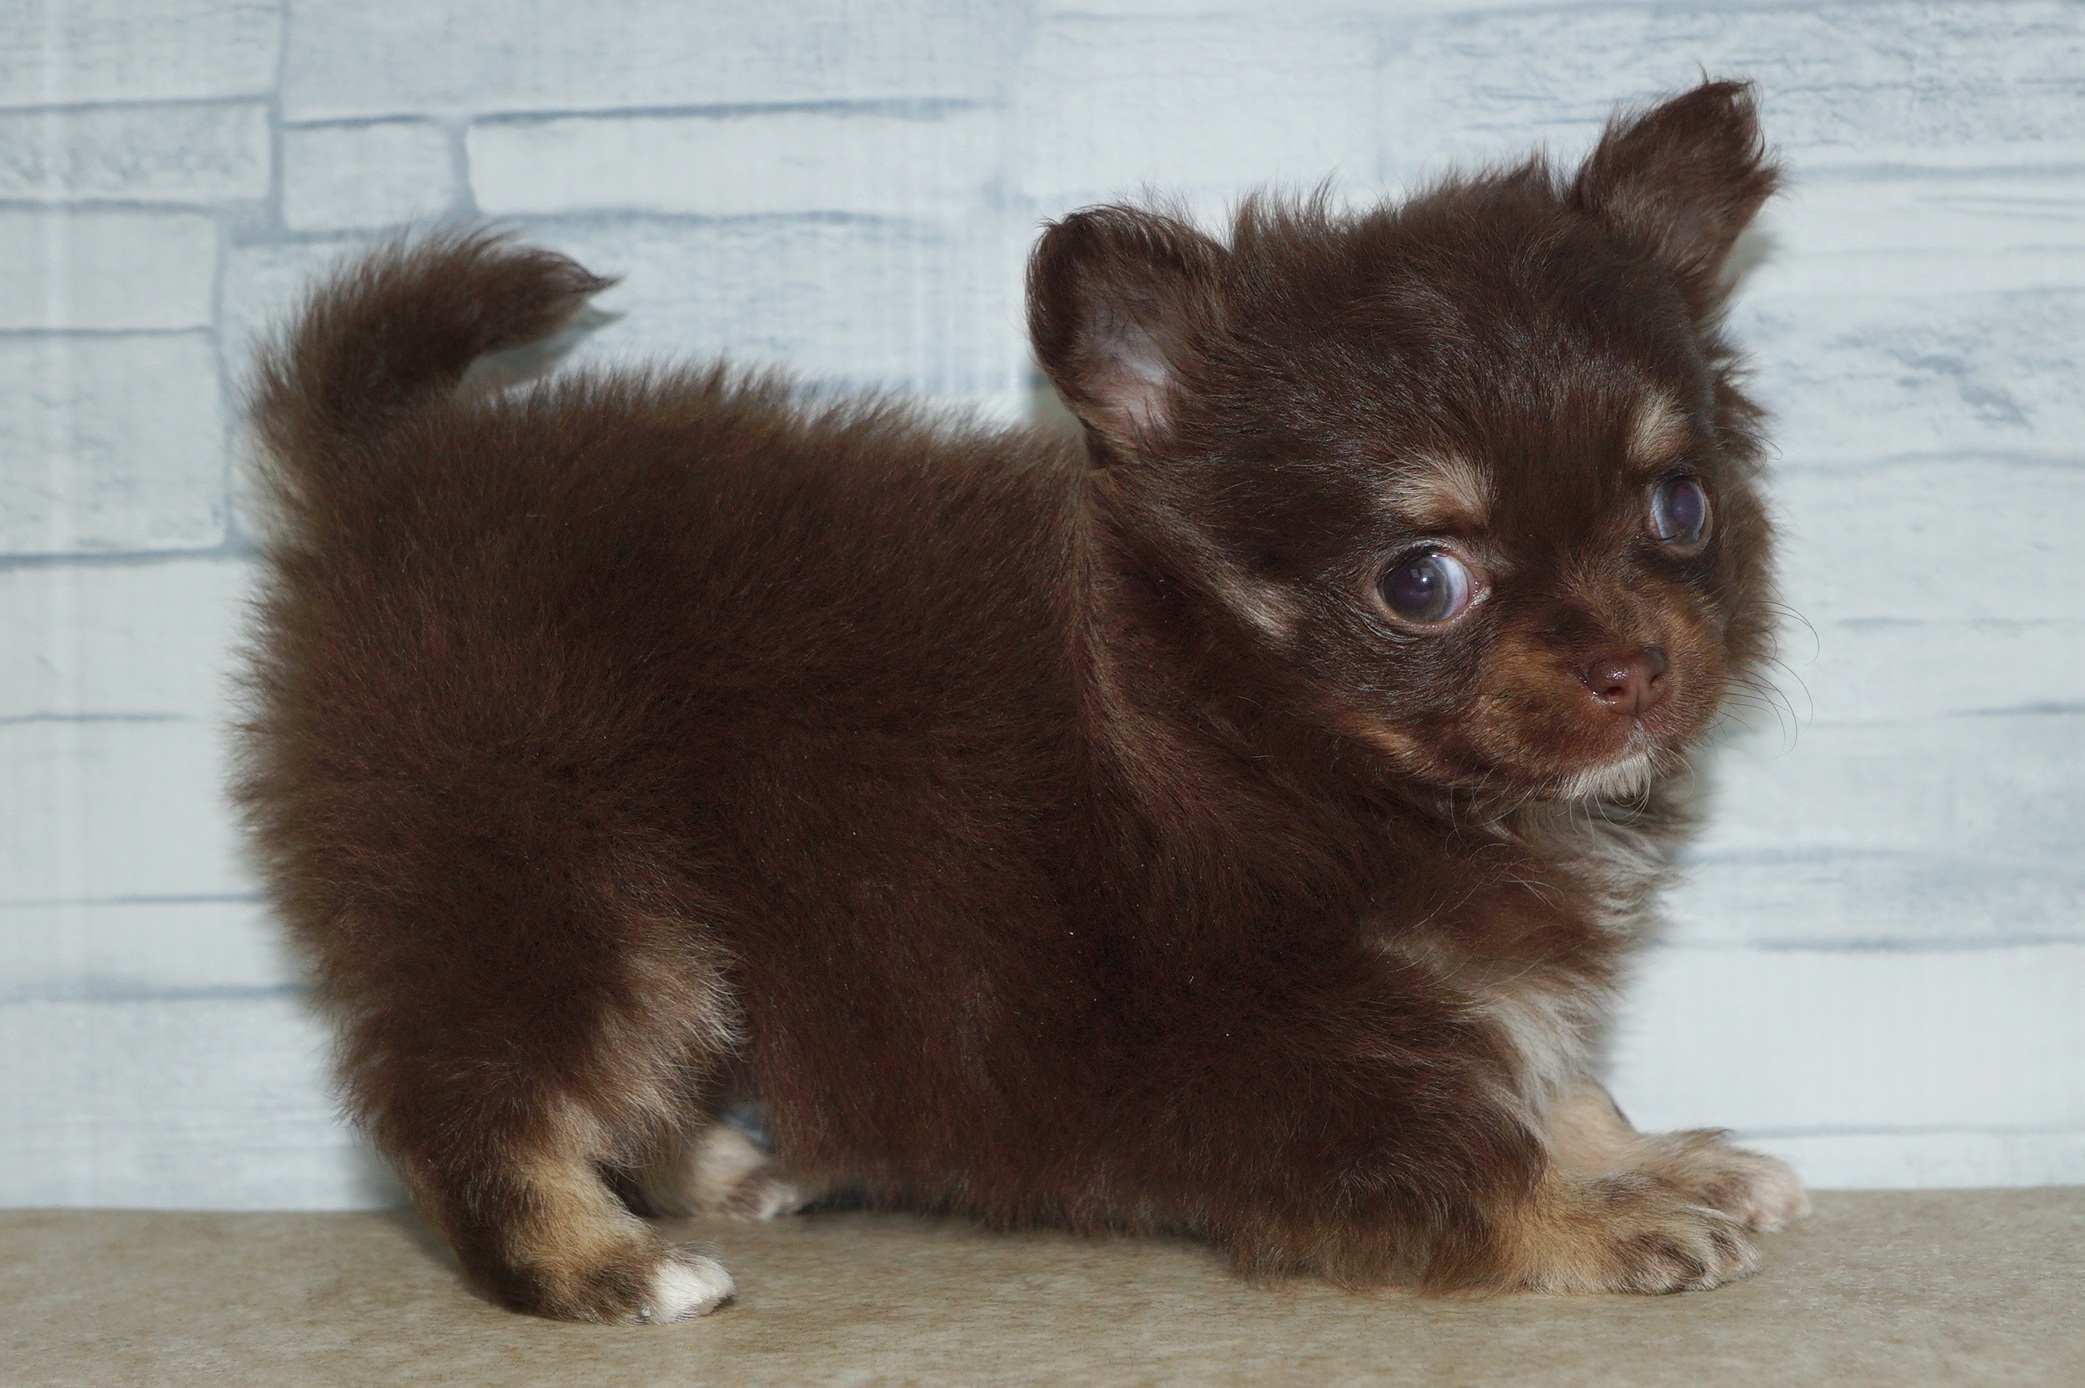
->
[1581,647,1669,717]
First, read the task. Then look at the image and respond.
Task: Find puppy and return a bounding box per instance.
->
[237,78,1807,1323]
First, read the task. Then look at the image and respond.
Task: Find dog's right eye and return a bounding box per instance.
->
[1377,549,1475,625]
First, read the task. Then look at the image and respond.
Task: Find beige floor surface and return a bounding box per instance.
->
[3,1190,2080,1385]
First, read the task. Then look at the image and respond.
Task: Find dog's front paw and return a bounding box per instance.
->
[1540,1084,1811,1237]
[1511,1171,1760,1294]
[1660,1134,1812,1233]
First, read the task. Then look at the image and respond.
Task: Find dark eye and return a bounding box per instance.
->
[1650,475,1711,549]
[1377,549,1475,625]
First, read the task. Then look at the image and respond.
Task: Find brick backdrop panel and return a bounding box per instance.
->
[2,0,2080,1207]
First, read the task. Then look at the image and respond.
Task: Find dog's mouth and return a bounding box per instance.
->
[1474,710,1681,805]
[1351,647,1715,802]
[1555,741,1661,802]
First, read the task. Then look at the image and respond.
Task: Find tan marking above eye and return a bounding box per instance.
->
[1627,395,1692,474]
[1391,453,1492,529]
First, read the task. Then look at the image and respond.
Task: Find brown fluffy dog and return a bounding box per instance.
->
[237,79,1808,1323]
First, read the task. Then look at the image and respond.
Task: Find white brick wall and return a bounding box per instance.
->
[0,103,272,203]
[281,121,459,231]
[277,0,1010,120]
[0,210,218,330]
[0,335,226,553]
[469,108,1001,217]
[1015,14,1383,210]
[3,0,2081,1208]
[0,1,279,108]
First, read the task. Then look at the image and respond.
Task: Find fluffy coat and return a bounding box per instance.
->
[236,79,1808,1322]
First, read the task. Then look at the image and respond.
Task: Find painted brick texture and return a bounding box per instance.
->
[3,0,2081,1208]
[281,121,458,231]
[0,103,272,203]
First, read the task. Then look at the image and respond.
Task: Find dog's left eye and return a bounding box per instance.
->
[1650,476,1711,550]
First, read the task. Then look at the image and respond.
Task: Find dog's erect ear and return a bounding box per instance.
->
[1027,206,1227,460]
[1571,79,1779,316]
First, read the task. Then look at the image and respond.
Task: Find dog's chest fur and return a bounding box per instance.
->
[1367,796,1683,1114]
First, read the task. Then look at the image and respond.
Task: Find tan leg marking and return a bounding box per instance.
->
[1501,1162,1758,1293]
[483,1134,733,1324]
[1546,1080,1813,1234]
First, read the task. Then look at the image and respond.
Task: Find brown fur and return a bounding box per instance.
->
[235,80,1803,1322]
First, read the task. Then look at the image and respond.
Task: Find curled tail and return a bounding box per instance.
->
[251,230,611,504]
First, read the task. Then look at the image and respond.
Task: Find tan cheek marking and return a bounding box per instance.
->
[1140,497,1299,644]
[1336,711,1428,763]
[1212,563,1299,643]
[1629,394,1690,472]
[1393,453,1493,530]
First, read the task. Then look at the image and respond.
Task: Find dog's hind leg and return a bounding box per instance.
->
[299,810,746,1322]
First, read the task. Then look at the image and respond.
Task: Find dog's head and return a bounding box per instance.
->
[1030,80,1780,803]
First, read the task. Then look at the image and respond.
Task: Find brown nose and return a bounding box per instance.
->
[1581,647,1670,717]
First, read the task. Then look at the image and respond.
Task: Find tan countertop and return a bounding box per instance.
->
[4,1190,2080,1385]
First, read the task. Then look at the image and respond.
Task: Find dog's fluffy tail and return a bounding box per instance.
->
[251,230,611,505]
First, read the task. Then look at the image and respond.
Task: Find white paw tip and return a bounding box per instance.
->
[639,1254,734,1323]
